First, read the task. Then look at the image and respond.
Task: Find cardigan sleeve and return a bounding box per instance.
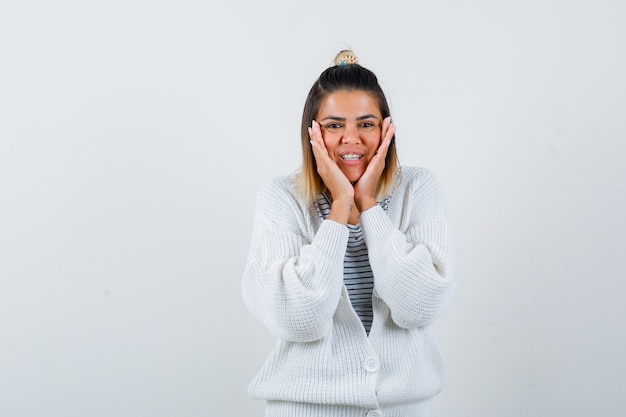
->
[242,179,349,342]
[360,169,456,329]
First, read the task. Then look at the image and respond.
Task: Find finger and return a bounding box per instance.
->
[379,116,391,142]
[381,116,391,139]
[309,136,325,162]
[310,120,324,145]
[376,120,395,158]
[308,123,323,158]
[309,120,329,159]
[381,123,395,151]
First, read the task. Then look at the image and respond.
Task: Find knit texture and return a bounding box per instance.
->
[242,166,456,417]
[314,193,392,333]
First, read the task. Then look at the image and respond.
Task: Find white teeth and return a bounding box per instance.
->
[341,154,362,161]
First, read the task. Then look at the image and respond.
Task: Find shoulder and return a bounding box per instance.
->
[256,172,304,205]
[393,166,447,218]
[255,173,310,225]
[396,166,442,194]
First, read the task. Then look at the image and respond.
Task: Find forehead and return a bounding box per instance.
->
[317,90,381,118]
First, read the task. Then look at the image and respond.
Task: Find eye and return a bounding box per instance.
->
[324,123,342,130]
[359,121,376,129]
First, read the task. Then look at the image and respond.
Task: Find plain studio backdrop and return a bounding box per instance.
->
[1,1,624,416]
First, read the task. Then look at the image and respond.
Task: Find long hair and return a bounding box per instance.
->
[296,53,399,202]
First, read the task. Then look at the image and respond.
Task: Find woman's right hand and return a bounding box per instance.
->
[309,120,354,225]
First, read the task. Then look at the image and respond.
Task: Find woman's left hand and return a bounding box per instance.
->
[354,117,395,212]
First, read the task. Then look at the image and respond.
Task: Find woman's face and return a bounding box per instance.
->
[316,90,383,183]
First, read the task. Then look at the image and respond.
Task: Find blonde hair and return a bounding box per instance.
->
[296,50,399,202]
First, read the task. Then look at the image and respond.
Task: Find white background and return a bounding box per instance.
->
[1,1,625,416]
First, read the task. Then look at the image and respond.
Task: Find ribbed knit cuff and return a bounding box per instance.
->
[313,219,349,260]
[265,398,433,417]
[359,205,394,245]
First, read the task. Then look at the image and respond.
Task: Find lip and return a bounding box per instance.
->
[338,152,365,166]
[339,150,365,158]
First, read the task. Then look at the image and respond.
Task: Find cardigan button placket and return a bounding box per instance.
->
[363,356,379,373]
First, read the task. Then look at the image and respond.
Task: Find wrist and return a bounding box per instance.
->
[327,197,354,226]
[355,196,377,213]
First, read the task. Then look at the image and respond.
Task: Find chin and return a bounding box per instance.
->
[346,174,364,184]
[341,167,366,184]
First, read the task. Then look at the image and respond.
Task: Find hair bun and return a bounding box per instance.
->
[333,50,359,67]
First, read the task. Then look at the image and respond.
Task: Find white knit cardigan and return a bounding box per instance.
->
[242,166,456,417]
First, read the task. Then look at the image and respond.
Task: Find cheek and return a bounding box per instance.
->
[322,134,338,154]
[366,134,382,152]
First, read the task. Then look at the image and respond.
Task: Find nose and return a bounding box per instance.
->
[341,124,361,144]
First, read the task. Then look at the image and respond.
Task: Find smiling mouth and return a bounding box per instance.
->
[341,154,363,161]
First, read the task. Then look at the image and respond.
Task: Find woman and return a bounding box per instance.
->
[242,50,456,417]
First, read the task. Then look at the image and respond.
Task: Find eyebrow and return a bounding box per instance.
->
[319,114,379,122]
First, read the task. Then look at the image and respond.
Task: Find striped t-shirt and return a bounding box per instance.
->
[314,193,391,333]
